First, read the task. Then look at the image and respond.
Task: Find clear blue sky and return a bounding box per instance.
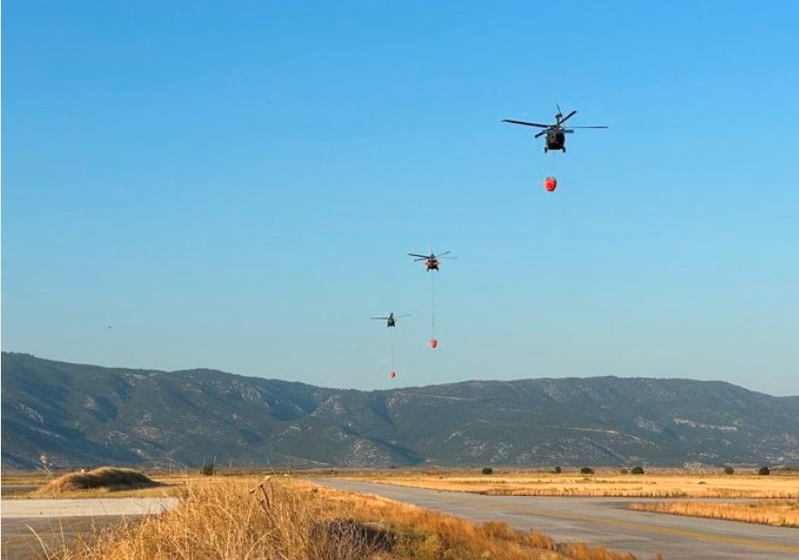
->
[4,1,798,395]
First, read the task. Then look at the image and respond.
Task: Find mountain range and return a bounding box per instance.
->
[3,352,798,469]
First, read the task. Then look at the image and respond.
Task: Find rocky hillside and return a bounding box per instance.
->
[3,352,798,469]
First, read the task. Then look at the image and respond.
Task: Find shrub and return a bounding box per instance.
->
[481,467,493,475]
[553,466,562,474]
[631,466,645,475]
[619,469,629,475]
[37,467,159,494]
[200,463,216,476]
[723,466,735,475]
[758,466,770,476]
[580,467,594,475]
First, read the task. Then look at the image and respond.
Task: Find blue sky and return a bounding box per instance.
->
[4,1,798,395]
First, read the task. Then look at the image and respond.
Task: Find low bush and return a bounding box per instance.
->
[723,466,735,475]
[553,466,562,474]
[580,467,595,475]
[631,466,645,475]
[482,467,494,475]
[758,466,770,476]
[37,467,159,494]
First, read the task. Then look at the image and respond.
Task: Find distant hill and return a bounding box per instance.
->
[3,352,798,469]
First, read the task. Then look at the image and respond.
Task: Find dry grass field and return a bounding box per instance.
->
[340,468,799,499]
[3,470,207,487]
[2,469,243,499]
[7,467,797,500]
[629,500,799,528]
[39,477,653,560]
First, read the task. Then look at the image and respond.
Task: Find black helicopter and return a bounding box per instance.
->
[370,312,410,328]
[503,105,607,152]
[408,251,456,271]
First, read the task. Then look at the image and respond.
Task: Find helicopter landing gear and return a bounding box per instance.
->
[562,147,566,153]
[544,147,548,153]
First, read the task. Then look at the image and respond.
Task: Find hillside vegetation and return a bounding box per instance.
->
[4,352,799,468]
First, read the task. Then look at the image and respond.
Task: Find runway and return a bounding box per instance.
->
[316,479,799,560]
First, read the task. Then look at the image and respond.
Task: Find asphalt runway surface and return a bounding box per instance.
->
[1,498,177,560]
[318,479,799,560]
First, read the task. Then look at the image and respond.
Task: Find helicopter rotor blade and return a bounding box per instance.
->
[396,314,411,318]
[370,317,390,320]
[534,130,548,138]
[408,253,430,258]
[439,256,458,260]
[502,119,550,128]
[558,110,577,125]
[568,125,609,129]
[437,251,451,257]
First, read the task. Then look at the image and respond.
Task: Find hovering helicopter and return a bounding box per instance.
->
[503,105,607,152]
[370,312,410,328]
[408,251,456,271]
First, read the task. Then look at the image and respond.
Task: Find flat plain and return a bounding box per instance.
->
[4,468,798,560]
[2,476,652,560]
[335,468,799,498]
[318,478,799,560]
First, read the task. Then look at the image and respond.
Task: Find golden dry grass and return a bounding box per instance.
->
[342,470,799,498]
[42,477,650,560]
[4,470,258,499]
[629,500,799,528]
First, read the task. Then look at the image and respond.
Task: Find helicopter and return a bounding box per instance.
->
[503,105,607,152]
[408,251,456,271]
[370,312,410,328]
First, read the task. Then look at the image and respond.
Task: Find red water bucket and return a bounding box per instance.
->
[429,338,438,349]
[544,177,557,192]
[390,370,396,379]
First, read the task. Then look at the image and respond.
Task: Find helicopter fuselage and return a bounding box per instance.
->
[545,130,566,152]
[426,259,440,271]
